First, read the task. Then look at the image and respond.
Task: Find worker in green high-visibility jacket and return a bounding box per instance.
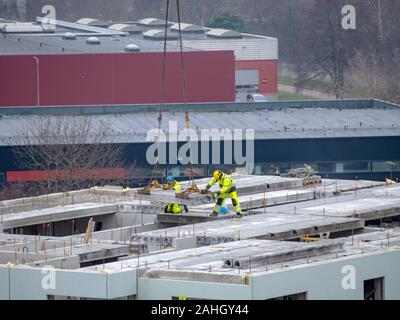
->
[164,176,188,214]
[203,170,242,217]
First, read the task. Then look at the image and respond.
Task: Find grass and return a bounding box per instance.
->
[279,76,335,94]
[278,91,315,101]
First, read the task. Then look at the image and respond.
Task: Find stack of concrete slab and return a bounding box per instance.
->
[131,212,364,247]
[1,203,118,229]
[223,239,344,269]
[194,188,316,212]
[294,197,400,221]
[180,175,304,195]
[0,233,146,268]
[82,238,387,285]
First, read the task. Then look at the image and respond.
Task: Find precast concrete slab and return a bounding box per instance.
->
[1,203,118,229]
[298,198,400,220]
[82,238,387,285]
[132,213,364,247]
[193,188,315,212]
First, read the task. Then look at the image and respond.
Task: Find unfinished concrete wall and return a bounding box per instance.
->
[136,249,400,300]
[251,249,400,299]
[0,265,137,300]
[88,222,159,242]
[138,278,251,300]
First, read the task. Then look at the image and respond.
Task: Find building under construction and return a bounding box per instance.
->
[1,172,400,300]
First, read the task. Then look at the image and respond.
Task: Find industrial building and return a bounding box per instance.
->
[1,173,400,300]
[0,99,399,185]
[0,17,278,107]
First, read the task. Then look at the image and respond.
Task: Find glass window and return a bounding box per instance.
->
[372,161,399,172]
[280,163,291,174]
[335,162,371,173]
[167,166,206,178]
[254,165,262,175]
[126,167,164,178]
[315,163,334,174]
[208,165,236,176]
[256,164,280,175]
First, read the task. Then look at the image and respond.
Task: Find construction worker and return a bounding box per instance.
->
[203,170,242,217]
[163,176,188,214]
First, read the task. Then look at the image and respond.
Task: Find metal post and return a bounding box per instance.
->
[120,216,123,241]
[387,230,390,247]
[32,56,40,107]
[249,256,252,273]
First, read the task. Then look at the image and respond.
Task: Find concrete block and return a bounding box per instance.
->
[172,236,197,250]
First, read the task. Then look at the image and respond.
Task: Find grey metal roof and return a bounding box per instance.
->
[0,33,192,55]
[1,107,399,146]
[0,18,277,59]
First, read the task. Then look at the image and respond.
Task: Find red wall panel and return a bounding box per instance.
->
[235,60,278,94]
[0,51,235,107]
[6,168,126,182]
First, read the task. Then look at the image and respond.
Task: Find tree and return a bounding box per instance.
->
[294,0,357,99]
[12,115,127,194]
[207,11,245,32]
[347,50,400,103]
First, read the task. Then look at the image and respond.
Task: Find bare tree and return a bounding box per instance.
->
[293,0,357,99]
[0,182,26,201]
[12,115,127,194]
[347,50,400,103]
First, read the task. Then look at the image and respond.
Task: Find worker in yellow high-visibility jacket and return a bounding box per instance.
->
[203,170,242,217]
[164,176,188,214]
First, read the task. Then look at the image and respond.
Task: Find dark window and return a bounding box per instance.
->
[269,292,307,300]
[94,222,103,232]
[364,277,384,300]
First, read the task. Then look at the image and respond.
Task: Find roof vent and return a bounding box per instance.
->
[125,44,140,52]
[170,23,204,33]
[143,29,178,41]
[109,23,142,34]
[62,32,76,40]
[207,28,243,39]
[76,18,109,28]
[137,18,169,27]
[2,23,45,34]
[86,36,101,45]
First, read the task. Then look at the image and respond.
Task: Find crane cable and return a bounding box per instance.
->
[151,0,195,189]
[149,0,171,187]
[176,0,197,189]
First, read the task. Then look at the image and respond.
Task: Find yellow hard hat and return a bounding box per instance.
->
[213,170,222,180]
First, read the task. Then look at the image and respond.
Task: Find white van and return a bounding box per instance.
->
[246,93,268,102]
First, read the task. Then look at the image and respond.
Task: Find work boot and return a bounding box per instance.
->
[211,211,219,217]
[235,212,243,218]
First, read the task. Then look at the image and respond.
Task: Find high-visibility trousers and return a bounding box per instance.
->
[213,191,241,214]
[165,203,182,214]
